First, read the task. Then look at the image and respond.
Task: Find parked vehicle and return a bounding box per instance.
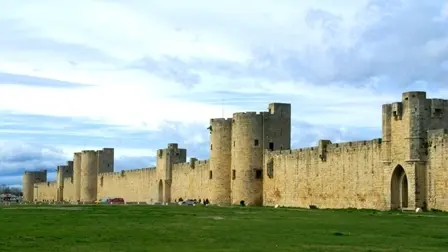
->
[180,199,197,206]
[108,198,125,204]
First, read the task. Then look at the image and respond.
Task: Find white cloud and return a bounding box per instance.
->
[57,145,156,159]
[2,0,444,131]
[0,0,447,185]
[438,1,448,20]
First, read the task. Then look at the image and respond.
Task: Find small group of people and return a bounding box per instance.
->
[175,197,210,206]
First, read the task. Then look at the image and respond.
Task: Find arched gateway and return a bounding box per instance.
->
[390,165,409,210]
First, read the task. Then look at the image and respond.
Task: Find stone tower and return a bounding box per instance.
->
[382,91,448,210]
[264,103,292,151]
[209,118,232,205]
[22,170,47,202]
[98,148,114,173]
[56,161,73,201]
[155,143,187,203]
[80,150,98,203]
[230,103,291,206]
[73,152,82,202]
[231,112,265,206]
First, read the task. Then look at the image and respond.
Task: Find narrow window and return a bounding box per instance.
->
[233,141,235,147]
[269,142,274,151]
[255,169,262,179]
[267,161,274,178]
[254,139,259,146]
[210,144,212,150]
[209,171,213,179]
[232,169,236,180]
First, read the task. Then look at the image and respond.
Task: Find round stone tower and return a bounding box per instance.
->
[22,170,47,202]
[22,172,36,202]
[80,150,98,203]
[73,152,82,202]
[209,117,232,205]
[230,112,265,206]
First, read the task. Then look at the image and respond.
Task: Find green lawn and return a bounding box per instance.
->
[0,204,447,252]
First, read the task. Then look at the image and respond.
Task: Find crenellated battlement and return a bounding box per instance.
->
[210,118,232,124]
[82,150,97,153]
[57,165,68,171]
[24,169,47,175]
[172,159,209,170]
[196,160,208,164]
[232,111,267,119]
[100,167,157,177]
[266,138,383,159]
[25,93,448,211]
[402,91,427,100]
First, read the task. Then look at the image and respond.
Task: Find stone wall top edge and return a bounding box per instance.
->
[173,162,191,169]
[35,181,57,186]
[210,117,232,123]
[269,102,291,106]
[267,146,318,155]
[100,167,157,176]
[196,159,209,165]
[24,169,47,174]
[81,150,97,153]
[232,111,266,117]
[385,92,448,104]
[157,147,187,152]
[326,138,382,149]
[402,91,426,96]
[267,138,382,157]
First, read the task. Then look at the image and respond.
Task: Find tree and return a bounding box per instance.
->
[0,185,22,195]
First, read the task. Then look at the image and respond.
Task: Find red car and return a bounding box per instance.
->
[108,198,125,204]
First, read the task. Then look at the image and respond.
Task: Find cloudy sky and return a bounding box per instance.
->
[0,0,447,187]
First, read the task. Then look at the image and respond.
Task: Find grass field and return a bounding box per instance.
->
[1,204,447,252]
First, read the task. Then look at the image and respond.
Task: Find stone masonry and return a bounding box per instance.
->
[22,91,448,211]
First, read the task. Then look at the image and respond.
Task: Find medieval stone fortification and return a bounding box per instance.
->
[22,91,448,211]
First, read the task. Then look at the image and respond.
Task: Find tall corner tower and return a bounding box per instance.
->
[209,117,232,205]
[383,91,431,162]
[231,112,265,206]
[80,150,98,203]
[402,91,429,161]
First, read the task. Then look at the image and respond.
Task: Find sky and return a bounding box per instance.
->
[0,0,447,187]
